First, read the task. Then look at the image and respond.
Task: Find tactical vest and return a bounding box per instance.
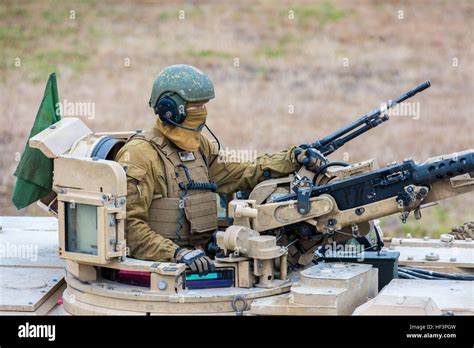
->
[134,131,218,248]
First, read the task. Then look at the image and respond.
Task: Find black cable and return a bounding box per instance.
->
[187,181,218,191]
[373,224,384,252]
[401,267,474,281]
[397,271,420,280]
[398,268,446,280]
[313,161,349,183]
[325,175,339,183]
[163,116,206,132]
[175,185,188,243]
[205,124,221,167]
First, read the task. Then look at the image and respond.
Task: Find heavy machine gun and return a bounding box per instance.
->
[222,81,474,266]
[224,149,474,267]
[274,150,474,220]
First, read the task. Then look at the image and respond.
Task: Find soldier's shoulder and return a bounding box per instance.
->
[124,137,156,150]
[115,138,160,167]
[199,134,219,156]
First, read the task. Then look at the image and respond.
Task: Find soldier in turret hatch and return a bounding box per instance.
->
[115,64,326,275]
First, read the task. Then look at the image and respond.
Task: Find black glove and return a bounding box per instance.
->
[294,147,328,172]
[174,248,215,276]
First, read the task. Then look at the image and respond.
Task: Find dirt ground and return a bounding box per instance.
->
[1,0,473,237]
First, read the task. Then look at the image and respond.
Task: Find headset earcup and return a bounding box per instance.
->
[156,96,186,125]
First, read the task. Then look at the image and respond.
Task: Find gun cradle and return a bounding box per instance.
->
[231,154,474,245]
[233,196,334,231]
[315,172,474,233]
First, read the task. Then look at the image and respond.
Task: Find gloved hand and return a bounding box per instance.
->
[294,147,328,172]
[174,248,215,276]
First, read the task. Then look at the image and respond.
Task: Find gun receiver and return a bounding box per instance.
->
[274,150,474,209]
[304,81,431,156]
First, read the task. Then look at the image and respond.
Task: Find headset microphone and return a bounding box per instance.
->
[163,117,206,132]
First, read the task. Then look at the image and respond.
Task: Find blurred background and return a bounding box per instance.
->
[1,0,473,237]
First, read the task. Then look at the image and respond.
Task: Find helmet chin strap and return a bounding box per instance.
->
[163,117,206,131]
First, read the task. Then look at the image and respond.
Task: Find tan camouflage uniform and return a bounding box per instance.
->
[115,124,300,261]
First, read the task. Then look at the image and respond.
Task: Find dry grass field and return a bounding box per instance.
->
[1,0,473,237]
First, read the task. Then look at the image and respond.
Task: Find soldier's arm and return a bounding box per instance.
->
[115,141,179,261]
[199,135,301,194]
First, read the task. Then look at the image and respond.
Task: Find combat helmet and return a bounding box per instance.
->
[149,64,215,128]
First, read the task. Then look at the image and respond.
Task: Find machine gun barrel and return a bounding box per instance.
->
[307,81,431,156]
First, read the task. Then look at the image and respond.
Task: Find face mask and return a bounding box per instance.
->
[155,103,207,151]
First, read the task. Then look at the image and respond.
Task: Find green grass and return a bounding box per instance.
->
[256,34,298,59]
[158,11,173,21]
[286,1,346,27]
[0,1,99,81]
[0,26,25,48]
[30,50,89,82]
[399,206,454,238]
[187,48,232,59]
[373,3,386,12]
[257,44,286,59]
[42,9,64,24]
[0,2,27,19]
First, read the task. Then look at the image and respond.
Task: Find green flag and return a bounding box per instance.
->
[12,73,61,209]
